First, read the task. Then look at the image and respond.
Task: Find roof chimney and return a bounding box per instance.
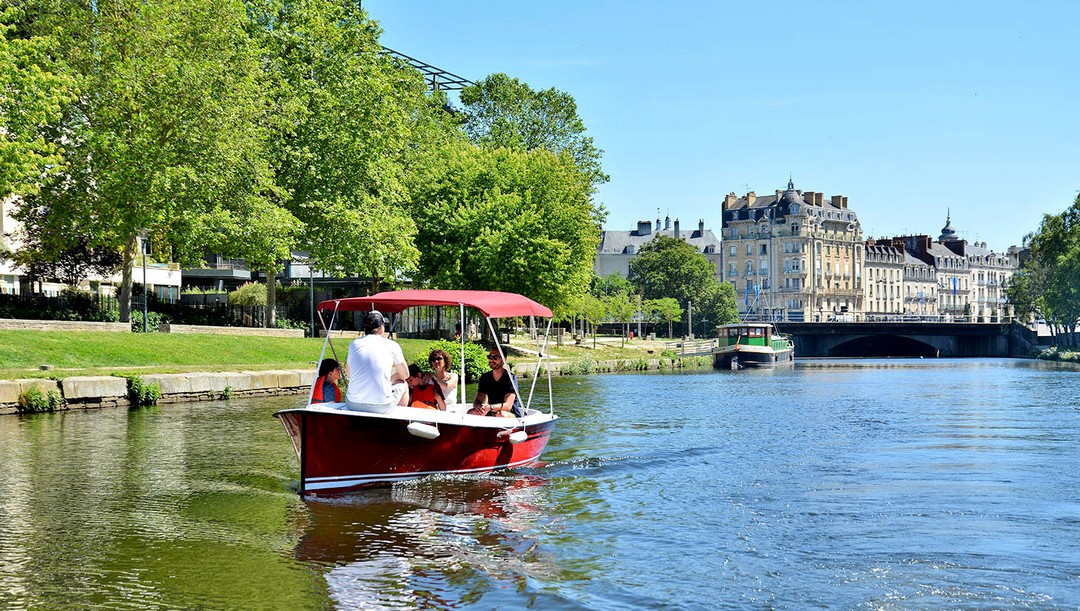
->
[636,220,652,235]
[673,218,680,239]
[723,193,737,210]
[698,219,705,235]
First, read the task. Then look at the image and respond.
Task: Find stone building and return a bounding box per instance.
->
[867,235,939,319]
[902,251,938,318]
[595,216,722,280]
[892,230,970,319]
[934,215,1017,322]
[721,180,863,321]
[864,243,905,317]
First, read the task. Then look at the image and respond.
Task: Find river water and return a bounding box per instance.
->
[1,358,1079,609]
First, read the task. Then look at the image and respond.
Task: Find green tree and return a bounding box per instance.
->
[0,4,73,199]
[13,0,270,323]
[251,0,437,293]
[591,272,634,298]
[628,235,738,331]
[459,73,608,191]
[646,297,683,338]
[577,293,606,348]
[408,141,602,312]
[1014,195,1080,346]
[197,198,301,327]
[605,291,635,346]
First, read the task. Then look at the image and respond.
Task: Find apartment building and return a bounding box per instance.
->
[721,180,864,321]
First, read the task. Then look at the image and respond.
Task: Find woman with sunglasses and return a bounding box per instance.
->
[427,349,458,401]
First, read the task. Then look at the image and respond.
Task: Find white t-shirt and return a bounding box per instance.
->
[345,333,406,407]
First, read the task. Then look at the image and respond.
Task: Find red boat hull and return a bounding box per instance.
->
[275,407,557,496]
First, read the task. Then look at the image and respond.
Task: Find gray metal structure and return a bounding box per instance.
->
[381,46,474,92]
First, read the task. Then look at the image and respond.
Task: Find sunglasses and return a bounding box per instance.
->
[430,357,444,362]
[487,355,501,361]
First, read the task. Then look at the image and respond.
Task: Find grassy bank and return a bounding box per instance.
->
[0,330,701,379]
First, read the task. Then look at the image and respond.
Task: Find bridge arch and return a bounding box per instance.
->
[827,335,939,358]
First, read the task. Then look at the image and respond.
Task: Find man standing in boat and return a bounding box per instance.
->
[345,310,410,413]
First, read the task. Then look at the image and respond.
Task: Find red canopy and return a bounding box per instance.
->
[316,290,553,319]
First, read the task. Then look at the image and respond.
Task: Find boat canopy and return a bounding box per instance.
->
[316,289,553,319]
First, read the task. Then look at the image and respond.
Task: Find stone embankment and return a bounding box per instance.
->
[0,355,714,415]
[0,369,312,415]
[0,319,129,332]
[159,323,304,337]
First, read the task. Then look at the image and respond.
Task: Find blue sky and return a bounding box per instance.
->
[366,1,1079,251]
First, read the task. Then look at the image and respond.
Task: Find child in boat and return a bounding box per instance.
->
[406,364,446,410]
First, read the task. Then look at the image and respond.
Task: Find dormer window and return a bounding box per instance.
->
[623,245,635,254]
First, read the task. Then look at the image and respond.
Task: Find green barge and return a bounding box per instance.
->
[713,323,795,369]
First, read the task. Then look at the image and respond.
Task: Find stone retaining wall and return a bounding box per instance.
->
[159,323,305,338]
[0,369,314,414]
[0,320,130,332]
[1,356,712,414]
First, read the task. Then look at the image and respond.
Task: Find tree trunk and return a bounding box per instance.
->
[264,270,277,328]
[118,235,137,323]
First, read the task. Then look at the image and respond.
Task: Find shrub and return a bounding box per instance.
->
[275,317,308,331]
[118,375,162,406]
[131,310,168,333]
[565,355,597,375]
[17,386,63,413]
[228,282,267,307]
[415,339,490,382]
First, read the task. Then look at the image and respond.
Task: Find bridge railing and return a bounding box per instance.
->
[748,313,1017,324]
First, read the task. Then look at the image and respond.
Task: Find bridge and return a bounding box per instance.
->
[778,321,1036,358]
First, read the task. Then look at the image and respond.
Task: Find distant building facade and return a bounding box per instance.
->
[721,180,864,321]
[1,196,182,298]
[595,216,722,280]
[864,243,905,317]
[715,181,1019,322]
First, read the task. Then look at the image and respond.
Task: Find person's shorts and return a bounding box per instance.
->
[345,383,407,413]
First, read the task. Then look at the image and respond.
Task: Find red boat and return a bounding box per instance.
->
[275,290,559,496]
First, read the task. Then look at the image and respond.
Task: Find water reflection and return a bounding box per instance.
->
[4,362,1080,608]
[292,475,566,609]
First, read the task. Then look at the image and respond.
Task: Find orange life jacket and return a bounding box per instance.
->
[409,383,441,409]
[311,374,341,403]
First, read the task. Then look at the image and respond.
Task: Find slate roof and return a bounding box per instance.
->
[597,227,721,255]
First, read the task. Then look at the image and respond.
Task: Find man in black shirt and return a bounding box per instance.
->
[472,349,523,417]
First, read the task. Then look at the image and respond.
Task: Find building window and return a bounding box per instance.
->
[760,244,768,255]
[729,245,736,256]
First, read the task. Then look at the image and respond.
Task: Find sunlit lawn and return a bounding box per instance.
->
[0,330,684,379]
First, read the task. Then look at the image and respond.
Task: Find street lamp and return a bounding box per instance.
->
[137,228,149,333]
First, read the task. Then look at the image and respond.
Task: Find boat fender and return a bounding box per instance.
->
[508,430,529,444]
[407,422,440,439]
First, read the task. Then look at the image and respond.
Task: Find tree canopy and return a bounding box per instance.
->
[11,0,271,321]
[460,73,608,191]
[3,0,612,322]
[628,235,738,329]
[0,5,73,200]
[408,141,601,312]
[1008,195,1080,346]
